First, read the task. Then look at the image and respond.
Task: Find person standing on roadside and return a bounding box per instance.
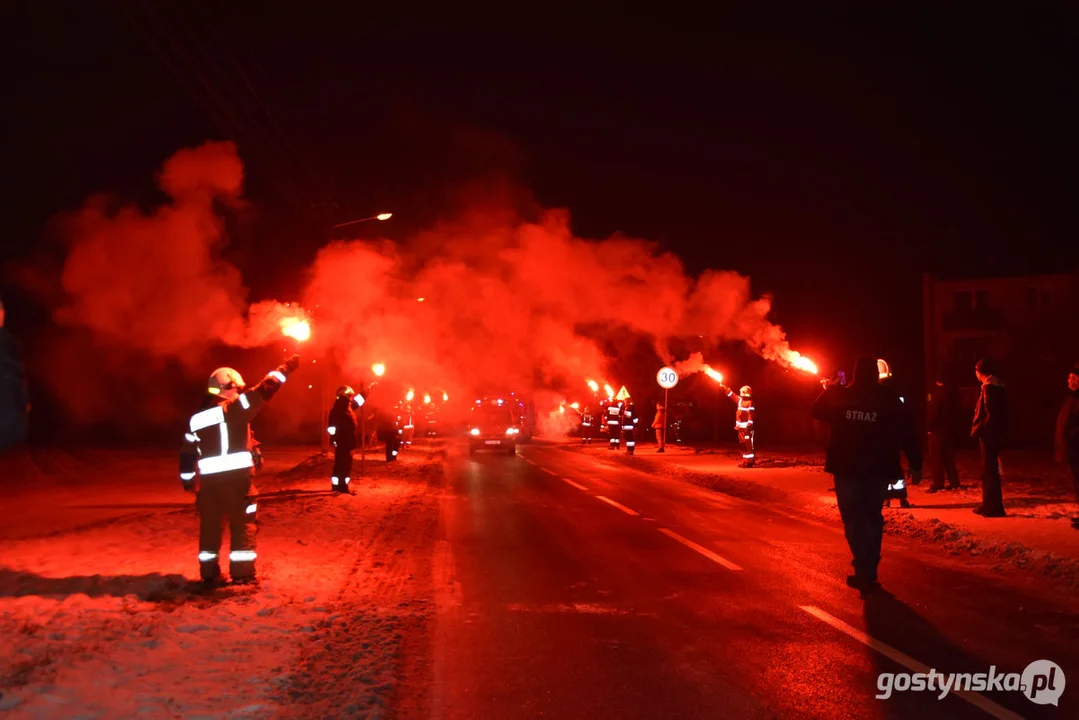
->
[971,357,1008,517]
[1054,363,1079,530]
[652,402,667,453]
[926,365,962,493]
[812,357,922,590]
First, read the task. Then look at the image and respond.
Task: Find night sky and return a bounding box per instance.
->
[5,3,1078,376]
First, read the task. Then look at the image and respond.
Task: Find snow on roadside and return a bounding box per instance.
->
[0,446,444,718]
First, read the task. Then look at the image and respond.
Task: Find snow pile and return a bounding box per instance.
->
[883,514,1079,591]
[0,445,444,718]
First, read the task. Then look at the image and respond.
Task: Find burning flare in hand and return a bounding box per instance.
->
[786,351,818,374]
[281,318,310,342]
[702,365,724,384]
[604,384,615,400]
[371,363,386,377]
[587,379,600,394]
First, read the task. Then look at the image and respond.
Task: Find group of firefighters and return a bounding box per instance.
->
[174,352,1079,590]
[580,384,757,467]
[580,395,643,454]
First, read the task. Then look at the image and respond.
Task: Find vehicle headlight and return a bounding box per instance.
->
[470,428,480,436]
[506,427,519,436]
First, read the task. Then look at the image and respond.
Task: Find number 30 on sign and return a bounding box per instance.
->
[657,367,678,389]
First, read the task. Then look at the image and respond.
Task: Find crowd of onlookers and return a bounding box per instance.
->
[922,357,1079,527]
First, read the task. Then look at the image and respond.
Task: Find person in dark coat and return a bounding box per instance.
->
[812,357,922,590]
[0,295,30,453]
[971,357,1008,517]
[327,385,362,493]
[877,359,912,507]
[1054,363,1079,529]
[926,365,962,493]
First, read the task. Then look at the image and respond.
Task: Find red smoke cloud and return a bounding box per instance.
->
[301,207,810,396]
[39,141,811,429]
[52,141,296,357]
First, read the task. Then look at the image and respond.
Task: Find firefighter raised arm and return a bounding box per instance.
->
[177,354,300,586]
[179,354,301,491]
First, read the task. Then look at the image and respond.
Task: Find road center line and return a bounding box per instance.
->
[657,528,743,571]
[594,495,640,516]
[798,606,1023,720]
[560,477,588,491]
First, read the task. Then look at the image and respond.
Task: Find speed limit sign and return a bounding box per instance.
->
[657,367,678,389]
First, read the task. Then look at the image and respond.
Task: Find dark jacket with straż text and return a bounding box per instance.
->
[812,381,922,481]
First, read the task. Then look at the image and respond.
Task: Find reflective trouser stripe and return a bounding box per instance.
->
[245,503,257,514]
[230,550,256,562]
[332,477,339,485]
[198,551,218,563]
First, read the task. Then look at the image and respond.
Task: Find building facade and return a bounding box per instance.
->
[922,270,1078,447]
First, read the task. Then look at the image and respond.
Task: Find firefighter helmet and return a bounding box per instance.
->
[336,385,356,399]
[208,367,244,398]
[739,385,752,397]
[877,359,892,380]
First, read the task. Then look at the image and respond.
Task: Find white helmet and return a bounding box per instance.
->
[877,359,892,380]
[208,367,244,399]
[739,385,752,397]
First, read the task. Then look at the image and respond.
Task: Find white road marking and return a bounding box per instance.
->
[799,606,1024,720]
[560,477,588,491]
[595,495,640,516]
[657,528,743,571]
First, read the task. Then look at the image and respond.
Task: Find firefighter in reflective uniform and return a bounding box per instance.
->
[605,400,623,449]
[327,385,363,493]
[721,385,756,467]
[180,355,300,586]
[581,404,595,444]
[877,359,912,508]
[622,399,639,454]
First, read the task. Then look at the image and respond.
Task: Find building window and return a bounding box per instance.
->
[1026,287,1038,309]
[949,337,990,384]
[953,290,972,311]
[974,289,989,310]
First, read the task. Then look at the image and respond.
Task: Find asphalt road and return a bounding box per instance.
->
[430,442,1078,719]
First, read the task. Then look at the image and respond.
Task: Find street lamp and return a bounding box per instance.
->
[331,212,393,229]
